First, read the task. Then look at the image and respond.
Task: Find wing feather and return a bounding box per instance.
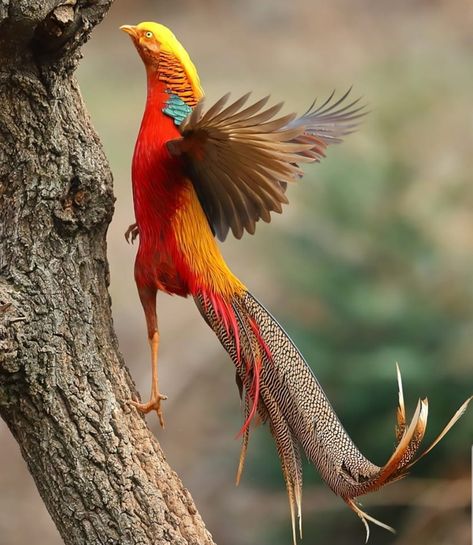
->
[168,91,366,240]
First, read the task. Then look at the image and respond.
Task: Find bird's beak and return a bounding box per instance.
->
[120,25,139,40]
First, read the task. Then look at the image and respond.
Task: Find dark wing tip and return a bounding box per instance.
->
[288,88,369,149]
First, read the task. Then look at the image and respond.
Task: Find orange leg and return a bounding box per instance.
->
[130,284,167,427]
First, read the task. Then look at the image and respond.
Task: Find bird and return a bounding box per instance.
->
[120,21,471,543]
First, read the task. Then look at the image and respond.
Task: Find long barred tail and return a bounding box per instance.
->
[194,289,471,543]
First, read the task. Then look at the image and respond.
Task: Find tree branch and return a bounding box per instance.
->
[0,3,215,544]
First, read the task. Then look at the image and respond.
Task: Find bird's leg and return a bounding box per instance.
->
[129,285,167,427]
[129,332,168,426]
[125,222,139,244]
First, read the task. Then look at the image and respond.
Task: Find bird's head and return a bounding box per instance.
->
[120,22,176,66]
[120,21,202,99]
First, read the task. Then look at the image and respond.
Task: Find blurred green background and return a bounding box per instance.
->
[1,1,472,544]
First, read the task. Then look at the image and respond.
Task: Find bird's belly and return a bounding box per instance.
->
[133,180,244,299]
[135,242,189,297]
[155,262,188,296]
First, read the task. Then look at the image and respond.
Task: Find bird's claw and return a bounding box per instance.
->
[129,393,168,428]
[125,223,139,244]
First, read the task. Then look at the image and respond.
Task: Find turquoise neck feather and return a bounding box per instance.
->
[163,93,193,126]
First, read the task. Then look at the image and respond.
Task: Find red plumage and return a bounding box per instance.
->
[132,75,189,296]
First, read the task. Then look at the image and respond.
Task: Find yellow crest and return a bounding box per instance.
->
[136,22,203,100]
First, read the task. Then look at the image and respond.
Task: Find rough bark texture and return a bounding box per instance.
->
[0,2,215,544]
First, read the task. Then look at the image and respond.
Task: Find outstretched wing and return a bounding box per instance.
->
[166,90,366,241]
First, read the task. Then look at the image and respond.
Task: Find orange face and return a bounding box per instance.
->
[120,25,160,66]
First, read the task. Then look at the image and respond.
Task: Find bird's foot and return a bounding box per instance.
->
[129,392,168,428]
[125,223,139,244]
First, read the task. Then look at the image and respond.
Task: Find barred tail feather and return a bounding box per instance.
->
[194,289,471,543]
[271,420,303,543]
[195,289,304,543]
[235,391,251,486]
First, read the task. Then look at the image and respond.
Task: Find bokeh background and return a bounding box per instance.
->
[1,1,472,544]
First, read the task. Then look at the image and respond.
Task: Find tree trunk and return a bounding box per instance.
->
[0,3,215,544]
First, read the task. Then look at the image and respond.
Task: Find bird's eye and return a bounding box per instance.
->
[145,31,153,39]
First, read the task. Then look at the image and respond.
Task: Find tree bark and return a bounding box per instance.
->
[0,2,215,544]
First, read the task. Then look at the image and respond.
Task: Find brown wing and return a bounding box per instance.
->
[287,88,367,160]
[167,91,366,241]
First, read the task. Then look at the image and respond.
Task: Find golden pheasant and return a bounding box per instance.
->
[120,21,471,542]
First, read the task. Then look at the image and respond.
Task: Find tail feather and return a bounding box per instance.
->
[235,392,251,486]
[395,363,406,442]
[195,289,471,542]
[271,420,303,544]
[346,498,396,543]
[405,394,472,470]
[232,296,265,435]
